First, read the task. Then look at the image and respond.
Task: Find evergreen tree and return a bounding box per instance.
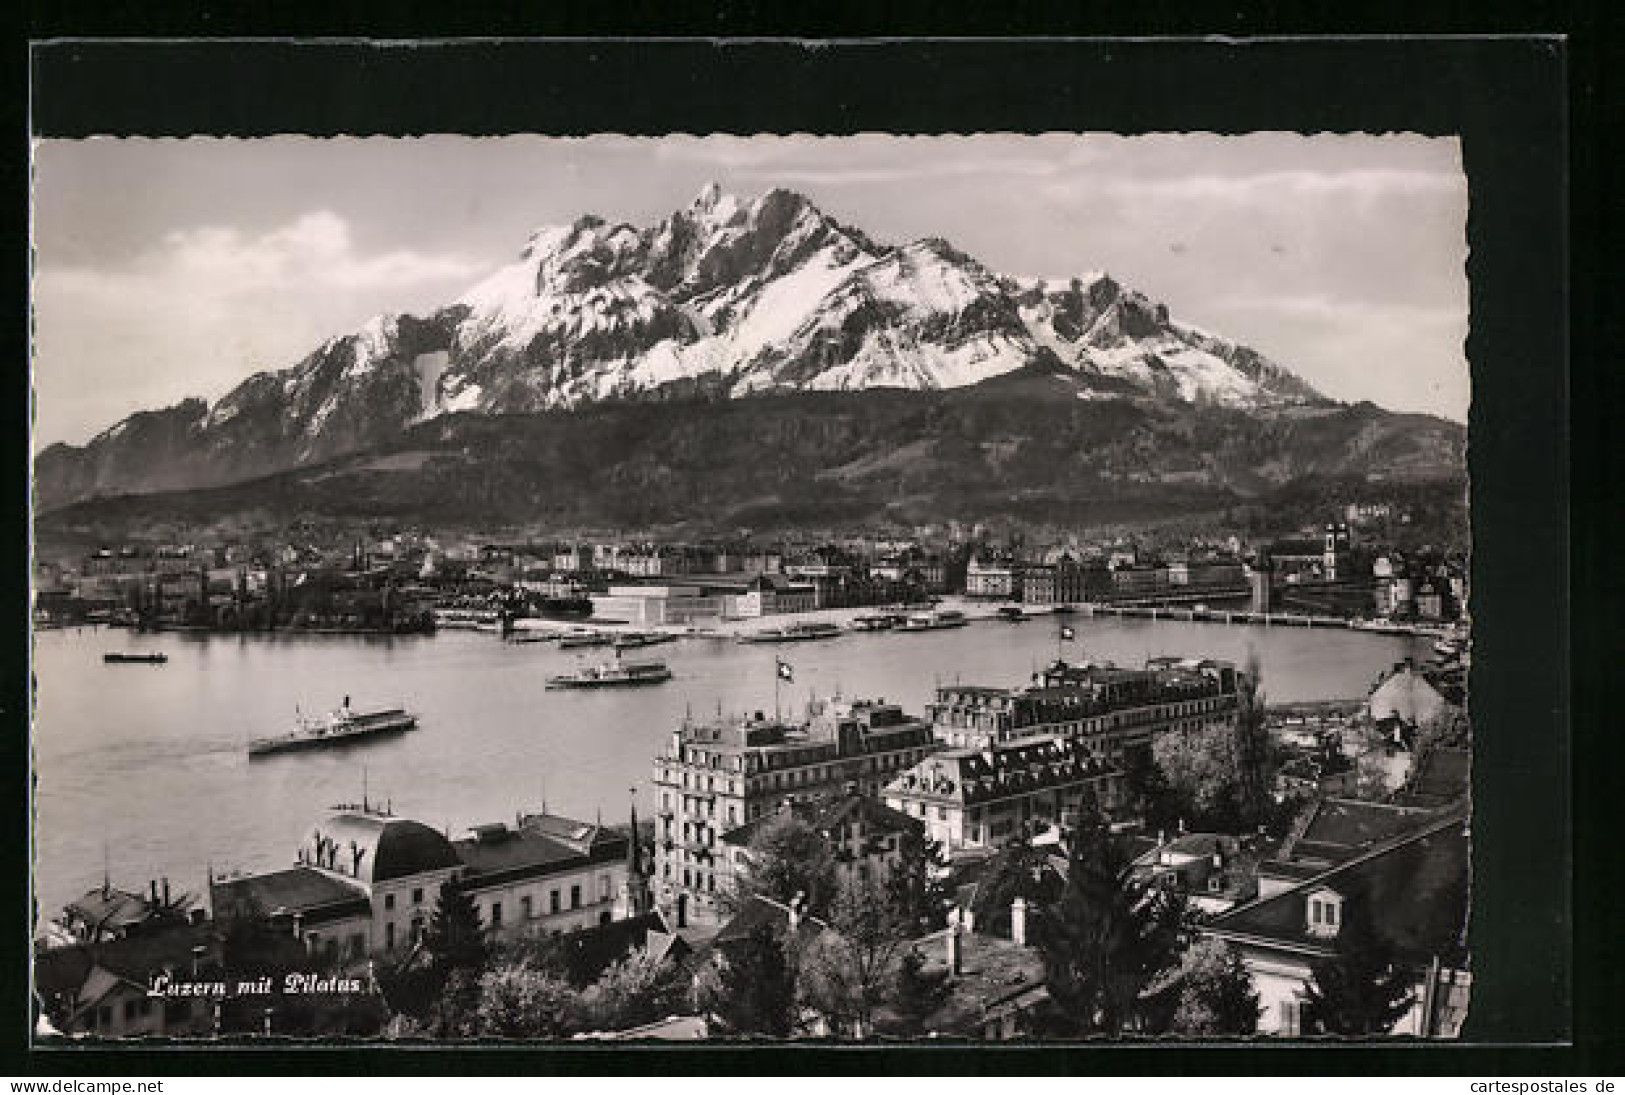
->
[1300,903,1416,1036]
[1167,937,1261,1036]
[887,825,952,933]
[1233,651,1274,827]
[424,879,488,975]
[970,835,1065,938]
[1032,809,1188,1036]
[891,946,953,1035]
[694,921,798,1037]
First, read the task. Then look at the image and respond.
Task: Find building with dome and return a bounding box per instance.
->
[210,801,642,963]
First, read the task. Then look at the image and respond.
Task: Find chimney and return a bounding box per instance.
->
[1011,896,1029,947]
[150,879,159,904]
[946,921,963,976]
[162,878,171,906]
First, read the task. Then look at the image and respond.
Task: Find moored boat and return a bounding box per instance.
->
[103,651,168,664]
[998,606,1029,623]
[737,621,842,644]
[559,630,614,650]
[248,701,417,757]
[899,609,969,632]
[546,659,673,689]
[848,614,896,632]
[613,631,678,651]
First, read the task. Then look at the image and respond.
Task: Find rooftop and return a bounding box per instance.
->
[452,817,628,883]
[210,867,371,923]
[720,792,921,848]
[1205,812,1469,966]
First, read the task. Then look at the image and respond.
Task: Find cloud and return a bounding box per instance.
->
[33,211,483,445]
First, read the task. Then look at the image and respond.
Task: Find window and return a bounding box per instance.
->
[349,933,365,957]
[599,873,611,901]
[97,1005,112,1029]
[491,902,503,927]
[412,887,424,905]
[521,896,534,920]
[384,893,395,911]
[571,884,582,909]
[549,889,561,914]
[385,922,396,951]
[125,999,139,1021]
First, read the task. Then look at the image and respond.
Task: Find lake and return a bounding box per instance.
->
[31,617,1427,917]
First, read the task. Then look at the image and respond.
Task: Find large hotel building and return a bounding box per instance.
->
[650,697,939,925]
[927,656,1243,759]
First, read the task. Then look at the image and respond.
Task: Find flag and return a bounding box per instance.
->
[776,659,794,683]
[1060,625,1076,641]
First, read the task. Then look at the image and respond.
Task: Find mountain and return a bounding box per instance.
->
[36,184,1342,512]
[34,383,1467,554]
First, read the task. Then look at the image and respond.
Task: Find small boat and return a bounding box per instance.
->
[1052,604,1078,615]
[998,606,1029,623]
[737,621,842,644]
[614,631,677,651]
[559,630,613,650]
[848,614,896,632]
[899,610,969,632]
[103,652,168,664]
[546,659,673,689]
[249,702,417,757]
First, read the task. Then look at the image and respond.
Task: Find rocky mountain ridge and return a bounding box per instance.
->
[37,184,1338,511]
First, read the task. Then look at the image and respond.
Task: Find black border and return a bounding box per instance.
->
[11,25,1599,1076]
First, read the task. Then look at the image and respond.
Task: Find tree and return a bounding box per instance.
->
[969,835,1065,939]
[424,879,488,975]
[693,921,798,1037]
[887,825,951,934]
[1152,725,1242,830]
[468,961,580,1039]
[575,949,691,1033]
[1232,651,1274,827]
[795,876,911,1038]
[890,946,953,1035]
[1032,809,1189,1036]
[1300,904,1416,1036]
[1406,707,1471,791]
[732,810,838,916]
[1166,937,1261,1036]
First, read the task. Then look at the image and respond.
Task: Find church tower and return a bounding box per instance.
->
[616,789,651,919]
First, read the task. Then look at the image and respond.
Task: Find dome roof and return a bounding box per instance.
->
[301,810,461,885]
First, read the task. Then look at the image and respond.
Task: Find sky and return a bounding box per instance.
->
[31,134,1469,447]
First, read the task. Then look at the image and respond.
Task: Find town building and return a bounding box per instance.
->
[588,584,728,627]
[650,698,940,925]
[35,921,222,1038]
[450,812,643,943]
[1128,831,1255,914]
[926,657,1243,761]
[209,803,635,961]
[883,734,1121,853]
[1367,661,1453,743]
[966,555,1021,599]
[719,792,921,894]
[1201,812,1470,1037]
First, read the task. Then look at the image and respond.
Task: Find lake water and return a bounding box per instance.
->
[31,618,1427,917]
